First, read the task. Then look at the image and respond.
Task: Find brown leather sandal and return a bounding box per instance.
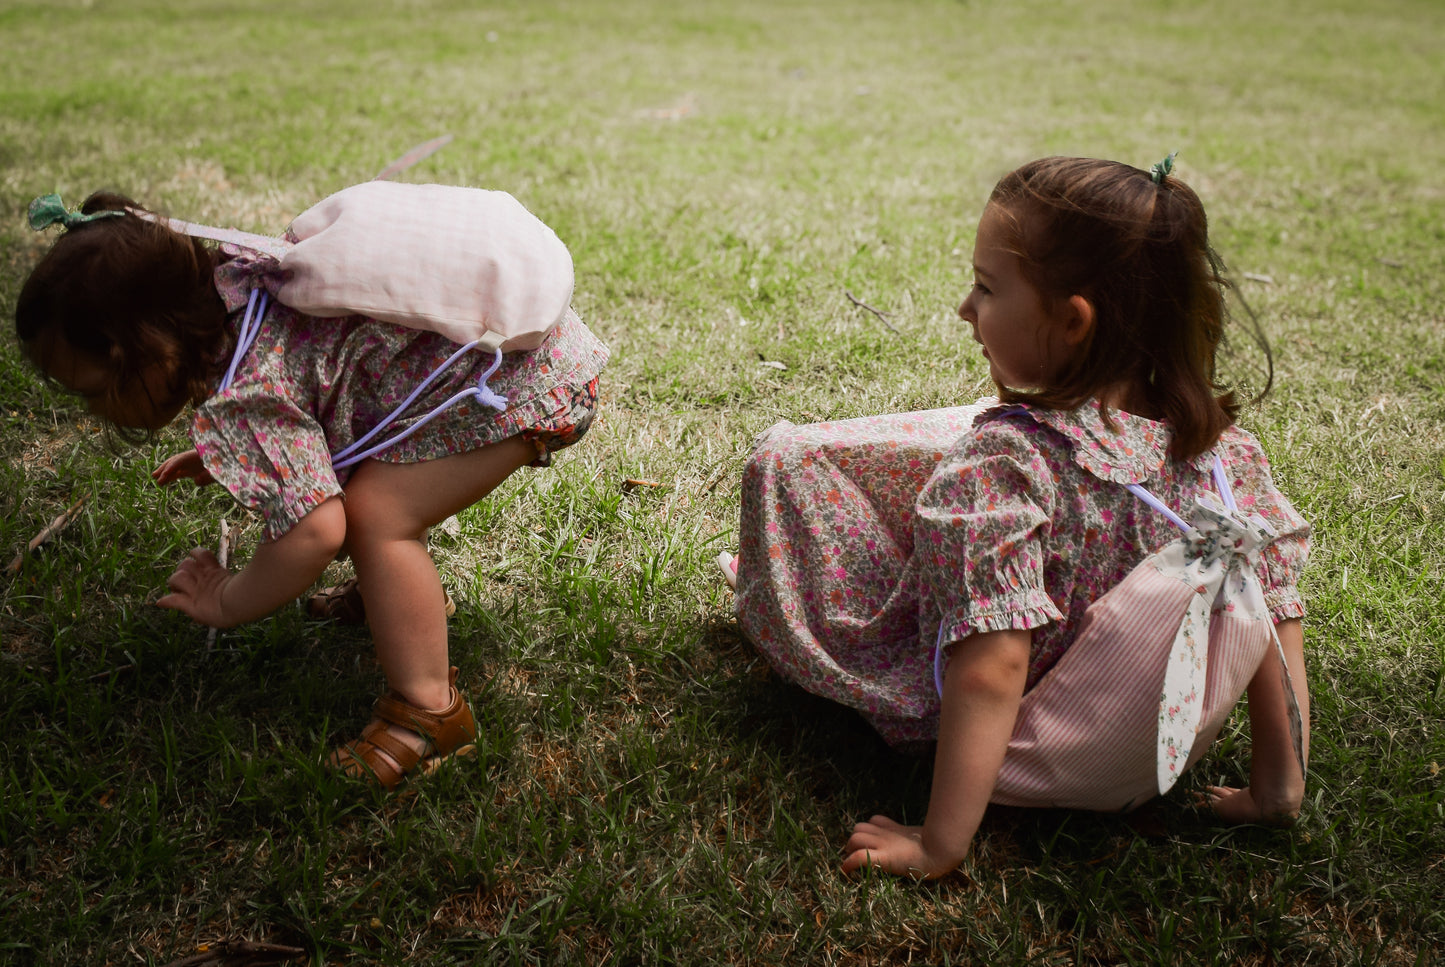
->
[330,666,478,789]
[308,578,456,625]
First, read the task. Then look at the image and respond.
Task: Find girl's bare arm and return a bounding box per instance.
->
[1206,618,1310,824]
[157,497,347,628]
[842,629,1030,878]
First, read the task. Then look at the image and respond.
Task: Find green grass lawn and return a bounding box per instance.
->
[2,0,1443,963]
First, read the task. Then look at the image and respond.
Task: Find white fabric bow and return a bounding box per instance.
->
[1132,458,1306,794]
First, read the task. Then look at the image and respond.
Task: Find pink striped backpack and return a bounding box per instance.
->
[132,138,574,355]
[937,424,1305,812]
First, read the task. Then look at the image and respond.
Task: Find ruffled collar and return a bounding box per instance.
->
[977,398,1212,484]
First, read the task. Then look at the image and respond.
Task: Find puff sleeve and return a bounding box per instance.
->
[1218,430,1312,622]
[190,383,343,542]
[916,420,1065,650]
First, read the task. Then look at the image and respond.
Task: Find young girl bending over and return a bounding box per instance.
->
[17,190,608,789]
[730,156,1310,878]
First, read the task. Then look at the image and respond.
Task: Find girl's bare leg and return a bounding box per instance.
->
[340,435,536,761]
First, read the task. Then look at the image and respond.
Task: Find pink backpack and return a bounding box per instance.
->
[936,430,1305,812]
[133,138,574,354]
[134,142,576,467]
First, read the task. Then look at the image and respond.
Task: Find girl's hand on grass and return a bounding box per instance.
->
[1201,785,1299,827]
[153,449,215,487]
[157,548,238,628]
[841,815,961,880]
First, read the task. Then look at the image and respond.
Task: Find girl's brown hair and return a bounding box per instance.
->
[14,191,231,440]
[986,157,1269,459]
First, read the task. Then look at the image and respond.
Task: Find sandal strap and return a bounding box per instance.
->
[371,666,477,759]
[309,580,456,624]
[341,719,419,788]
[332,666,478,789]
[309,578,367,624]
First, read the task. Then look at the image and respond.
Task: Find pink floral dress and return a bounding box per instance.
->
[190,254,609,541]
[735,399,1309,748]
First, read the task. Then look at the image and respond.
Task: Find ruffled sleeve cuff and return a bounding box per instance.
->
[191,390,343,543]
[1265,586,1307,624]
[939,587,1063,646]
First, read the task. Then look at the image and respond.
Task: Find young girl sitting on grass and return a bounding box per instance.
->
[16,189,608,790]
[726,156,1311,879]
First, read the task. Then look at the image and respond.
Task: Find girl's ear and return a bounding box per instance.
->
[1059,294,1096,347]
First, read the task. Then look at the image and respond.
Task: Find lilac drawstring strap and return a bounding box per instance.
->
[933,454,1234,698]
[219,289,269,392]
[220,288,509,470]
[1124,454,1235,535]
[330,341,507,470]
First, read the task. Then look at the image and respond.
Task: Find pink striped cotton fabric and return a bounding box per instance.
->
[991,562,1271,812]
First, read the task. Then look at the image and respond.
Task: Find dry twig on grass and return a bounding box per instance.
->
[160,940,306,967]
[845,290,900,333]
[206,518,231,649]
[5,497,85,575]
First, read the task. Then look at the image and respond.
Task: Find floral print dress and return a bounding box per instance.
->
[190,253,609,541]
[735,399,1309,748]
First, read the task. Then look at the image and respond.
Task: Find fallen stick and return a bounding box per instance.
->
[160,940,307,967]
[87,664,136,683]
[845,290,900,333]
[6,497,85,575]
[374,133,453,181]
[206,518,230,649]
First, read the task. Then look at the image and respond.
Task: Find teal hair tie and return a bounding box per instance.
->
[1149,152,1178,185]
[27,193,125,231]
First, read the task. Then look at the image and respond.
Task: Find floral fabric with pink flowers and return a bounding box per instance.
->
[189,252,609,542]
[734,398,1309,749]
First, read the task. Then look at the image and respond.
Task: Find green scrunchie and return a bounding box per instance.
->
[1149,152,1178,185]
[27,193,125,231]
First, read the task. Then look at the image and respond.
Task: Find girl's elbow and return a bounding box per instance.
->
[944,630,1031,698]
[298,498,348,559]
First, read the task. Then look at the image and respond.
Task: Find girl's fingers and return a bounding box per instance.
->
[848,815,919,843]
[863,814,913,834]
[845,829,881,853]
[153,453,187,483]
[152,452,213,487]
[166,566,195,594]
[1200,785,1267,824]
[186,547,220,567]
[163,548,225,599]
[844,816,929,875]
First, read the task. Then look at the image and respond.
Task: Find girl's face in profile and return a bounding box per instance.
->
[957,205,1070,391]
[42,337,187,431]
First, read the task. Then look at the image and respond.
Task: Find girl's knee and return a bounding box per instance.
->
[746,421,828,480]
[341,476,427,545]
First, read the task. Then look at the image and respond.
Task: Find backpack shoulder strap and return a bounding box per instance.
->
[126,135,453,259]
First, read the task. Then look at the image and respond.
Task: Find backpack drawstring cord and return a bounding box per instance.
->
[219,287,509,472]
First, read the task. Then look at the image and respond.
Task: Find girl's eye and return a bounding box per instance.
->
[971,281,990,295]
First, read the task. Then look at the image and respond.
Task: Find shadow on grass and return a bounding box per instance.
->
[684,614,1159,875]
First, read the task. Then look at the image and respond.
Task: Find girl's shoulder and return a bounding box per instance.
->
[1213,423,1298,505]
[1213,422,1272,465]
[961,398,1175,486]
